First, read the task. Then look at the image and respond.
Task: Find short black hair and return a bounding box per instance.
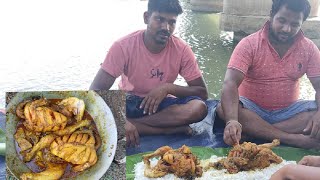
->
[148,0,183,15]
[270,0,311,21]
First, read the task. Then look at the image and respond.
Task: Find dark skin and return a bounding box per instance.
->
[219,5,320,149]
[90,11,208,147]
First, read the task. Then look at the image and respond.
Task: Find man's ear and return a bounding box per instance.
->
[143,11,149,24]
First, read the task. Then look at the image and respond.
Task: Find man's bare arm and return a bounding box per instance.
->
[167,76,208,100]
[89,68,116,90]
[139,76,208,115]
[221,68,245,123]
[310,76,320,109]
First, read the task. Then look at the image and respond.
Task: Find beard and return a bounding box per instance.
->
[154,30,171,44]
[269,27,294,44]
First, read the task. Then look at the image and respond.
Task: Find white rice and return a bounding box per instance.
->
[198,155,296,180]
[133,156,296,180]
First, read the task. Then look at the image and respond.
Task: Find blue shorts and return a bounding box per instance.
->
[239,96,318,124]
[126,94,203,118]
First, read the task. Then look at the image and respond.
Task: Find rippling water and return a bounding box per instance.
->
[0,0,314,109]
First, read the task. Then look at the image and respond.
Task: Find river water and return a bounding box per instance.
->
[0,0,314,109]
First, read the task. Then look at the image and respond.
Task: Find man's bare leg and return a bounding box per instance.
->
[129,120,192,136]
[273,111,316,134]
[216,103,320,149]
[132,99,207,128]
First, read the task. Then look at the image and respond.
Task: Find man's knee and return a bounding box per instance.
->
[184,100,207,123]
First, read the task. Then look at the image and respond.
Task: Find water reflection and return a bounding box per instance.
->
[177,1,233,98]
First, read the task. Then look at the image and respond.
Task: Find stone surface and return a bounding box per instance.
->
[190,0,223,12]
[6,90,126,180]
[220,13,320,48]
[223,0,320,17]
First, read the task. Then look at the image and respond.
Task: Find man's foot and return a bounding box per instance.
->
[164,125,193,136]
[291,134,320,150]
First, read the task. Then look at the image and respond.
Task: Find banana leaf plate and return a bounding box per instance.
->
[126,146,320,180]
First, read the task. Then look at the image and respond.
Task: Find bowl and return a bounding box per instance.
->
[6,90,117,179]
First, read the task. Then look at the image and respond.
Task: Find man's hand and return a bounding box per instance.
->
[125,120,140,147]
[298,155,320,167]
[223,120,242,146]
[303,112,320,140]
[140,84,169,115]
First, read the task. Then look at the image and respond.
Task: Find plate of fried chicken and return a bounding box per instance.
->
[6,91,117,180]
[127,141,320,180]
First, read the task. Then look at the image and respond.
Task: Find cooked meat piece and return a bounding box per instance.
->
[143,145,203,178]
[20,163,67,180]
[16,100,30,119]
[53,119,91,136]
[23,99,68,132]
[23,134,56,162]
[57,97,85,122]
[14,127,32,151]
[205,139,282,173]
[50,130,97,172]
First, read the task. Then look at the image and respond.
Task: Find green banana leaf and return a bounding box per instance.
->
[0,129,5,156]
[126,146,320,180]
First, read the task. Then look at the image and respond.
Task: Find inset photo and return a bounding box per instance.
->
[0,109,4,179]
[6,90,125,180]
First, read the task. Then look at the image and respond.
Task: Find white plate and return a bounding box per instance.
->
[6,90,117,179]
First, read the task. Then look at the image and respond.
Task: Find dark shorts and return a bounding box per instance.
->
[239,96,318,124]
[126,94,203,118]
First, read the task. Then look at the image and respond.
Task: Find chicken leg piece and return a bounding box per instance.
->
[23,134,56,162]
[20,163,67,180]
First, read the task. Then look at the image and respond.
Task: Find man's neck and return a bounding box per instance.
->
[143,31,166,54]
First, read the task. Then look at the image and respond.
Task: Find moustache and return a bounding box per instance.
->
[279,32,290,37]
[156,30,170,37]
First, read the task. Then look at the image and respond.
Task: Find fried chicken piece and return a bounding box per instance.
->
[16,100,30,119]
[20,163,67,180]
[206,139,282,174]
[143,145,203,178]
[143,146,172,178]
[57,97,85,122]
[23,134,56,162]
[23,99,68,132]
[14,127,33,151]
[34,151,46,169]
[53,119,91,136]
[50,130,97,172]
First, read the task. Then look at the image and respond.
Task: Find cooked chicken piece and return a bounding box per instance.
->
[206,139,282,174]
[208,157,249,174]
[34,151,46,169]
[57,97,85,122]
[53,119,91,136]
[24,128,40,145]
[244,148,283,170]
[143,145,203,178]
[16,100,30,119]
[14,127,33,151]
[50,130,97,172]
[42,148,66,164]
[23,99,68,132]
[23,134,56,162]
[20,163,67,180]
